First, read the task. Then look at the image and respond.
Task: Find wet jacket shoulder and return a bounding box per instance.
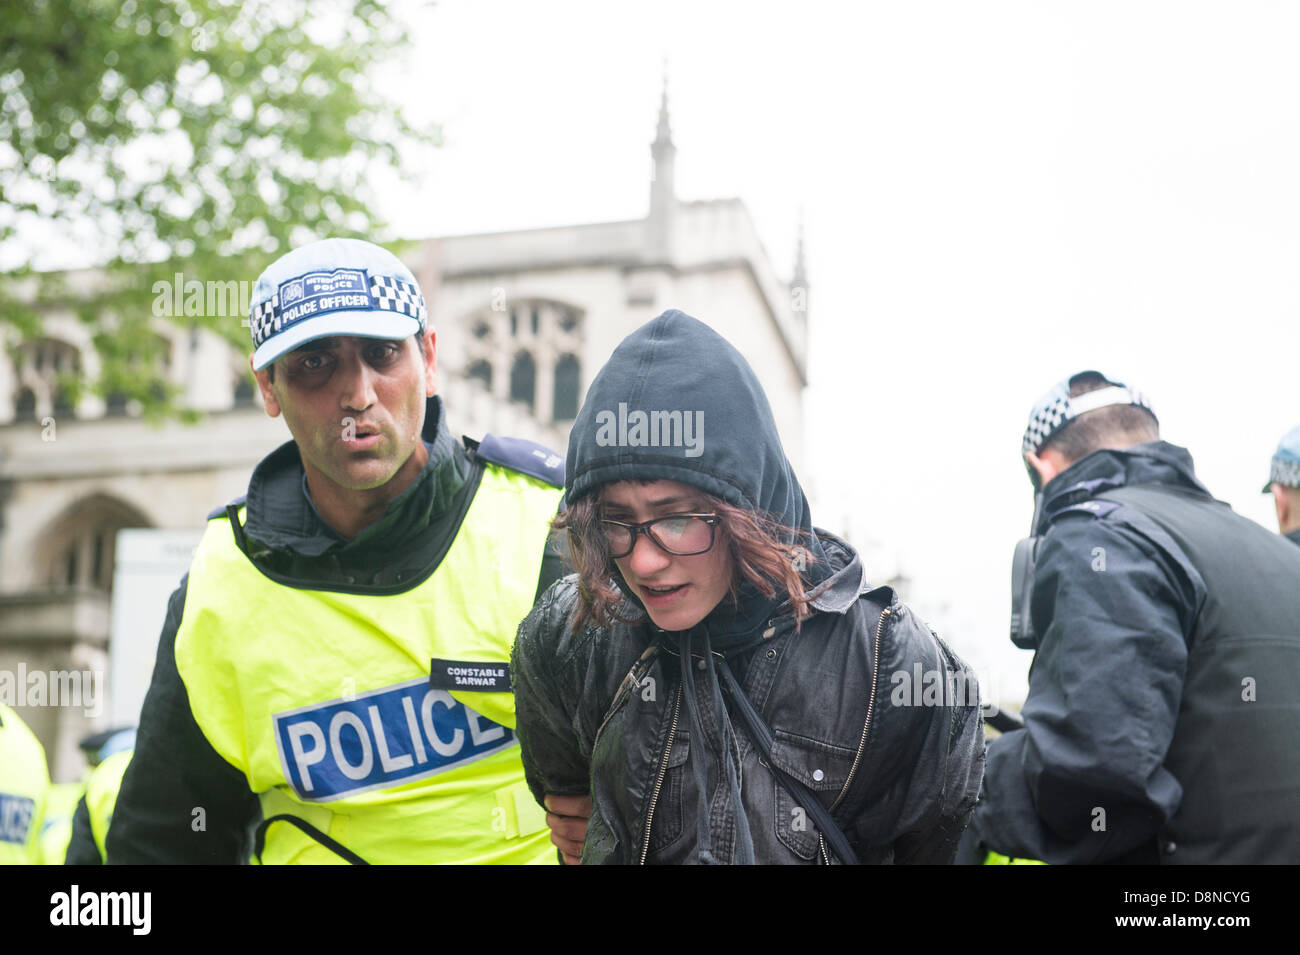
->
[513,536,984,865]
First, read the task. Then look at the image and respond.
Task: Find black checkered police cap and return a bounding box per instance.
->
[1263,425,1300,492]
[1022,370,1156,456]
[249,238,428,371]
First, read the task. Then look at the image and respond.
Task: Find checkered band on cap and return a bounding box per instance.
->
[1266,425,1300,489]
[1271,457,1300,488]
[1022,372,1155,455]
[370,275,427,327]
[249,273,426,350]
[1022,381,1072,455]
[249,294,280,349]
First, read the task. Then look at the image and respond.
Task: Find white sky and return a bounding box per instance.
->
[372,0,1300,701]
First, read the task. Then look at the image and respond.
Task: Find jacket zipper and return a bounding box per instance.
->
[639,682,683,865]
[831,607,889,812]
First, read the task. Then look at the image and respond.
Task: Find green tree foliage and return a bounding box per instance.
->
[1,0,434,418]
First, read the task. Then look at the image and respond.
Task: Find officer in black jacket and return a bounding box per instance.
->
[967,371,1300,864]
[1264,425,1300,547]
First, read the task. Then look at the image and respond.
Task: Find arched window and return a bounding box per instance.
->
[460,300,584,425]
[12,338,81,419]
[105,391,131,416]
[553,354,581,421]
[39,495,152,592]
[15,387,37,418]
[468,360,492,391]
[510,352,536,410]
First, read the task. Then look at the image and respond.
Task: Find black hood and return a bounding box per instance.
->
[567,309,828,638]
[568,310,816,526]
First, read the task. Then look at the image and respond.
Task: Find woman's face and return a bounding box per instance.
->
[600,479,734,632]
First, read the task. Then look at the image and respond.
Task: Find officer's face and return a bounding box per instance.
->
[253,331,437,495]
[601,479,734,633]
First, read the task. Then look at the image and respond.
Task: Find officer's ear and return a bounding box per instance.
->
[1025,448,1067,490]
[1272,483,1291,531]
[419,328,438,398]
[250,354,282,419]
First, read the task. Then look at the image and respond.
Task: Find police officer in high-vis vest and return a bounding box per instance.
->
[108,239,567,864]
[0,702,48,865]
[64,727,135,864]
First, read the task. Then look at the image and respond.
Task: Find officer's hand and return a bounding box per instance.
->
[544,793,591,865]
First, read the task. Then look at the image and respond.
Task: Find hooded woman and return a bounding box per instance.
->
[513,310,984,864]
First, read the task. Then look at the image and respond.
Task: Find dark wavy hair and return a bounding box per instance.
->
[556,481,821,633]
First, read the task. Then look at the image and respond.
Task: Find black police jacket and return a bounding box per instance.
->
[972,441,1300,864]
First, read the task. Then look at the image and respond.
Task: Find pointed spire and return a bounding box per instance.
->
[654,61,673,148]
[792,209,808,287]
[648,61,677,258]
[790,208,809,321]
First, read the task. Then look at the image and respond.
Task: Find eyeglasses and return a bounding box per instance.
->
[599,513,721,558]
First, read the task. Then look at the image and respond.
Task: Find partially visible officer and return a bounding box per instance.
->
[1264,425,1300,546]
[64,727,134,864]
[108,239,566,864]
[36,728,125,865]
[966,370,1300,864]
[0,702,48,864]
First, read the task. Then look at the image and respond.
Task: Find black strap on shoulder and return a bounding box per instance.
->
[225,503,250,557]
[716,660,859,865]
[252,814,369,865]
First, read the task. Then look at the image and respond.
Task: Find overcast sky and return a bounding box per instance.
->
[372,1,1300,700]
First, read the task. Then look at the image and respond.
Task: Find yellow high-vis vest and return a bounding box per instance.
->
[39,781,84,865]
[0,703,48,865]
[175,462,561,864]
[86,750,132,860]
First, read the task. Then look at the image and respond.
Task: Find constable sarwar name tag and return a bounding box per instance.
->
[429,659,510,692]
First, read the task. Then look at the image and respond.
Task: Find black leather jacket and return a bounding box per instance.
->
[513,532,985,864]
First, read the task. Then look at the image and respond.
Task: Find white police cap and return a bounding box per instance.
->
[249,238,427,371]
[1264,425,1300,492]
[1022,370,1156,455]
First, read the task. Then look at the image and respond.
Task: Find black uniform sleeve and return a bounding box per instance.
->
[106,574,260,864]
[63,795,100,865]
[970,514,1198,864]
[512,579,592,807]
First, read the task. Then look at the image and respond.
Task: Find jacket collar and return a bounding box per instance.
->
[806,530,871,614]
[1036,441,1212,535]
